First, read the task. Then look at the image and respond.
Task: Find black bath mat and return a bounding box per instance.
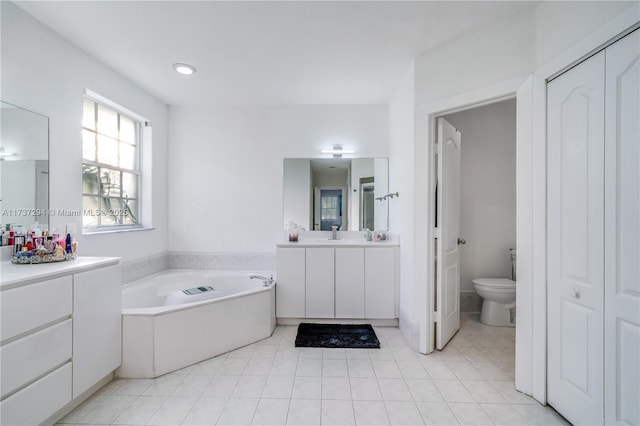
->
[295,323,380,349]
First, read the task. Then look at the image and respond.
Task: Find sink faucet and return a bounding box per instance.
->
[250,274,274,286]
[331,224,339,240]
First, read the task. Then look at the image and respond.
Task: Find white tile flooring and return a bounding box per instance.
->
[58,314,568,425]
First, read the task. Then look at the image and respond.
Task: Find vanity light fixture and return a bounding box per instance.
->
[173,63,197,76]
[0,150,15,158]
[320,145,355,158]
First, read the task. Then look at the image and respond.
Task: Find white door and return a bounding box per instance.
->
[604,30,640,426]
[436,117,462,350]
[547,50,605,425]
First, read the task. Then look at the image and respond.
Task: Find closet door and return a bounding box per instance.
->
[604,30,640,426]
[547,51,605,425]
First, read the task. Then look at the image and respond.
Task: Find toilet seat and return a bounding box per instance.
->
[472,278,516,290]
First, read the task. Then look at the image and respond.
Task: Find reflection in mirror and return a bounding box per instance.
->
[0,101,49,229]
[283,158,389,231]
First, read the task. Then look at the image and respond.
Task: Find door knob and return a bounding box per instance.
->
[458,238,466,245]
[571,289,580,298]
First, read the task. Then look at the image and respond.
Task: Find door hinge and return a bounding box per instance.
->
[432,311,441,323]
[435,141,442,154]
[433,228,440,239]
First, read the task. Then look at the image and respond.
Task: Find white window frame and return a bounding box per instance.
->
[82,89,148,233]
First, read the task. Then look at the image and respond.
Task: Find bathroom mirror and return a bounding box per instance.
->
[283,158,389,231]
[0,101,49,229]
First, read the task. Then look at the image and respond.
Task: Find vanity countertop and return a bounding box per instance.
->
[0,256,121,289]
[277,240,399,248]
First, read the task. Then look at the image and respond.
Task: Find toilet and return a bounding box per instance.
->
[472,278,516,327]
[472,249,517,327]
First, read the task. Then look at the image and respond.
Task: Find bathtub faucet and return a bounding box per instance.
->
[250,274,274,286]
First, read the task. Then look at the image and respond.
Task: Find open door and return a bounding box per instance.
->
[436,117,462,350]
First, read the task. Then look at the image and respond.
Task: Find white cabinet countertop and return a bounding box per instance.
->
[0,257,120,289]
[277,240,399,248]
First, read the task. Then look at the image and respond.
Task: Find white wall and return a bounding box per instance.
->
[168,105,387,253]
[444,99,516,293]
[414,12,535,106]
[388,63,416,337]
[1,2,169,261]
[534,1,636,67]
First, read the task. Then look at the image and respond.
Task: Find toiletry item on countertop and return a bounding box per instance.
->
[364,228,372,241]
[65,233,72,254]
[372,231,387,242]
[10,223,78,263]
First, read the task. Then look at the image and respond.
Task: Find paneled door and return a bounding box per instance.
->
[436,117,462,349]
[547,51,605,424]
[604,29,640,426]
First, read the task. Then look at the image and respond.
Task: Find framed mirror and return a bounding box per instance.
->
[0,101,49,229]
[283,158,389,231]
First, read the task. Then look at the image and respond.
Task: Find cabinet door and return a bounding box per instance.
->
[306,248,335,318]
[73,264,122,398]
[276,247,306,318]
[365,248,396,319]
[335,248,364,318]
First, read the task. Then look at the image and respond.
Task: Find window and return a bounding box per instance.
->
[82,97,141,230]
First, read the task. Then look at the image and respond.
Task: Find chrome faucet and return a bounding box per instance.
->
[331,224,339,240]
[250,274,274,286]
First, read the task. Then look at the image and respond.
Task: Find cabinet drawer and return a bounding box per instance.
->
[1,276,72,341]
[1,319,72,398]
[0,362,72,426]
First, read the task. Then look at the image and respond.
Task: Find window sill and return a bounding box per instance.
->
[83,226,155,236]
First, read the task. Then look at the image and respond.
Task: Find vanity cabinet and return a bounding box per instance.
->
[0,257,121,426]
[276,243,398,320]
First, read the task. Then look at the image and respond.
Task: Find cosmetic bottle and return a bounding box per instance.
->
[65,234,72,254]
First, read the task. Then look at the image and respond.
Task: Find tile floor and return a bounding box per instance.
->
[57,314,568,425]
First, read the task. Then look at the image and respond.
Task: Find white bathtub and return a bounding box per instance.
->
[117,270,276,378]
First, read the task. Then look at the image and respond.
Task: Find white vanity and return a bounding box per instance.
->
[0,256,122,426]
[276,239,399,323]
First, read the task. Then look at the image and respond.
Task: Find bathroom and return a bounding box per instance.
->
[1,1,638,425]
[442,99,517,324]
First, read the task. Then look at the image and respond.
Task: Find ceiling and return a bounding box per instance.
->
[16,1,539,107]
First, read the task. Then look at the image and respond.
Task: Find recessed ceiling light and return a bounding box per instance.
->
[173,63,196,76]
